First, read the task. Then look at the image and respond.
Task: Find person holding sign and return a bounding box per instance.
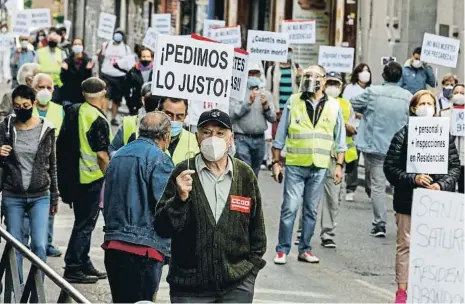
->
[230,63,276,176]
[351,61,412,237]
[272,65,347,265]
[125,47,154,115]
[451,84,464,193]
[383,90,460,304]
[398,47,436,95]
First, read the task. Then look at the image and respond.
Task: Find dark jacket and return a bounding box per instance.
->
[125,63,153,115]
[103,137,173,256]
[0,116,58,204]
[60,54,92,104]
[384,125,461,215]
[154,156,266,297]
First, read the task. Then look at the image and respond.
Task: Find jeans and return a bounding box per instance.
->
[363,153,387,227]
[64,179,103,270]
[276,165,327,254]
[105,249,164,303]
[234,134,266,176]
[1,195,50,283]
[22,214,56,251]
[320,159,344,241]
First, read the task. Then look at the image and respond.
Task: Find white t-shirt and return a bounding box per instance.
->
[101,42,131,77]
[343,83,366,101]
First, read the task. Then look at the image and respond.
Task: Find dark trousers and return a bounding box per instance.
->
[170,274,256,303]
[105,250,164,303]
[459,166,464,194]
[64,179,103,269]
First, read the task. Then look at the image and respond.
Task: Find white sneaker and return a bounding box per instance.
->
[346,192,355,201]
[298,252,320,263]
[273,252,287,264]
[260,164,267,170]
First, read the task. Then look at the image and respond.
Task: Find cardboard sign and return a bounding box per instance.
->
[29,8,51,30]
[247,30,289,63]
[281,20,316,44]
[318,46,354,73]
[64,20,72,39]
[408,189,464,304]
[420,33,460,68]
[142,27,158,51]
[210,25,242,48]
[230,195,251,213]
[407,117,450,175]
[97,13,117,40]
[12,11,30,36]
[188,100,230,125]
[203,19,225,38]
[450,105,464,137]
[152,34,234,104]
[152,14,171,35]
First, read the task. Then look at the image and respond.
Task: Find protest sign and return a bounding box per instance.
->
[210,25,242,48]
[203,19,225,38]
[152,34,234,104]
[98,13,116,40]
[152,14,171,35]
[408,188,464,304]
[420,33,460,68]
[450,106,464,137]
[407,117,450,174]
[281,20,316,44]
[188,100,230,125]
[12,11,30,36]
[29,9,51,30]
[318,46,354,73]
[64,20,72,39]
[247,30,289,63]
[142,27,158,51]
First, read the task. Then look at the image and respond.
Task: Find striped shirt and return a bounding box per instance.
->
[278,66,293,109]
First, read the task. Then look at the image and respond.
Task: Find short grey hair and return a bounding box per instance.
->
[139,111,171,140]
[17,63,40,85]
[32,73,54,89]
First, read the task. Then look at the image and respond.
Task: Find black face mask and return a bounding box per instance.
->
[14,108,33,123]
[48,41,58,48]
[140,60,151,67]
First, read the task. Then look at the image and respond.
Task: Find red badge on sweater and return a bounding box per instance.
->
[230,196,251,213]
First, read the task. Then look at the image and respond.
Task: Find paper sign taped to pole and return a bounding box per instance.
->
[408,188,464,304]
[152,14,171,35]
[29,8,51,30]
[12,11,30,36]
[318,46,354,73]
[450,106,464,137]
[210,25,242,48]
[152,34,234,104]
[420,33,460,68]
[203,19,225,39]
[406,117,450,174]
[247,30,289,63]
[98,13,116,40]
[142,28,158,51]
[281,20,316,44]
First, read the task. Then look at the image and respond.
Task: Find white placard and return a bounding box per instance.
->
[408,189,464,304]
[318,46,355,73]
[152,34,234,104]
[152,14,171,35]
[450,106,464,137]
[142,27,158,51]
[210,25,242,48]
[4,0,17,16]
[188,100,230,125]
[420,33,460,68]
[203,19,225,39]
[247,30,289,63]
[97,13,117,40]
[281,20,316,44]
[230,50,249,101]
[407,117,450,175]
[29,8,51,30]
[12,11,30,36]
[64,20,72,39]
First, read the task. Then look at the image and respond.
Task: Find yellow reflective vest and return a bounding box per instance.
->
[336,97,358,163]
[285,94,339,168]
[33,102,63,136]
[78,103,113,184]
[122,115,199,165]
[37,47,63,87]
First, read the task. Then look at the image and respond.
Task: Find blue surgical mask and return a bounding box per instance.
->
[113,33,123,42]
[170,121,183,137]
[247,77,262,89]
[443,86,453,99]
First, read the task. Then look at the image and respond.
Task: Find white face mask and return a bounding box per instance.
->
[20,41,28,49]
[1,28,7,33]
[36,89,52,105]
[452,94,465,105]
[358,71,370,83]
[412,60,423,69]
[325,86,341,98]
[415,105,435,117]
[200,136,228,162]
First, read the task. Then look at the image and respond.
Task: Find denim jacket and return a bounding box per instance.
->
[103,137,174,256]
[351,82,412,156]
[397,59,436,95]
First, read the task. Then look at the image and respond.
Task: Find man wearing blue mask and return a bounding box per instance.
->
[230,63,276,176]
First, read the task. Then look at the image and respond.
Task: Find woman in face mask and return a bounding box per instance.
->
[0,85,59,284]
[384,90,461,304]
[342,63,372,100]
[451,84,465,193]
[60,38,93,108]
[125,47,154,115]
[436,73,458,115]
